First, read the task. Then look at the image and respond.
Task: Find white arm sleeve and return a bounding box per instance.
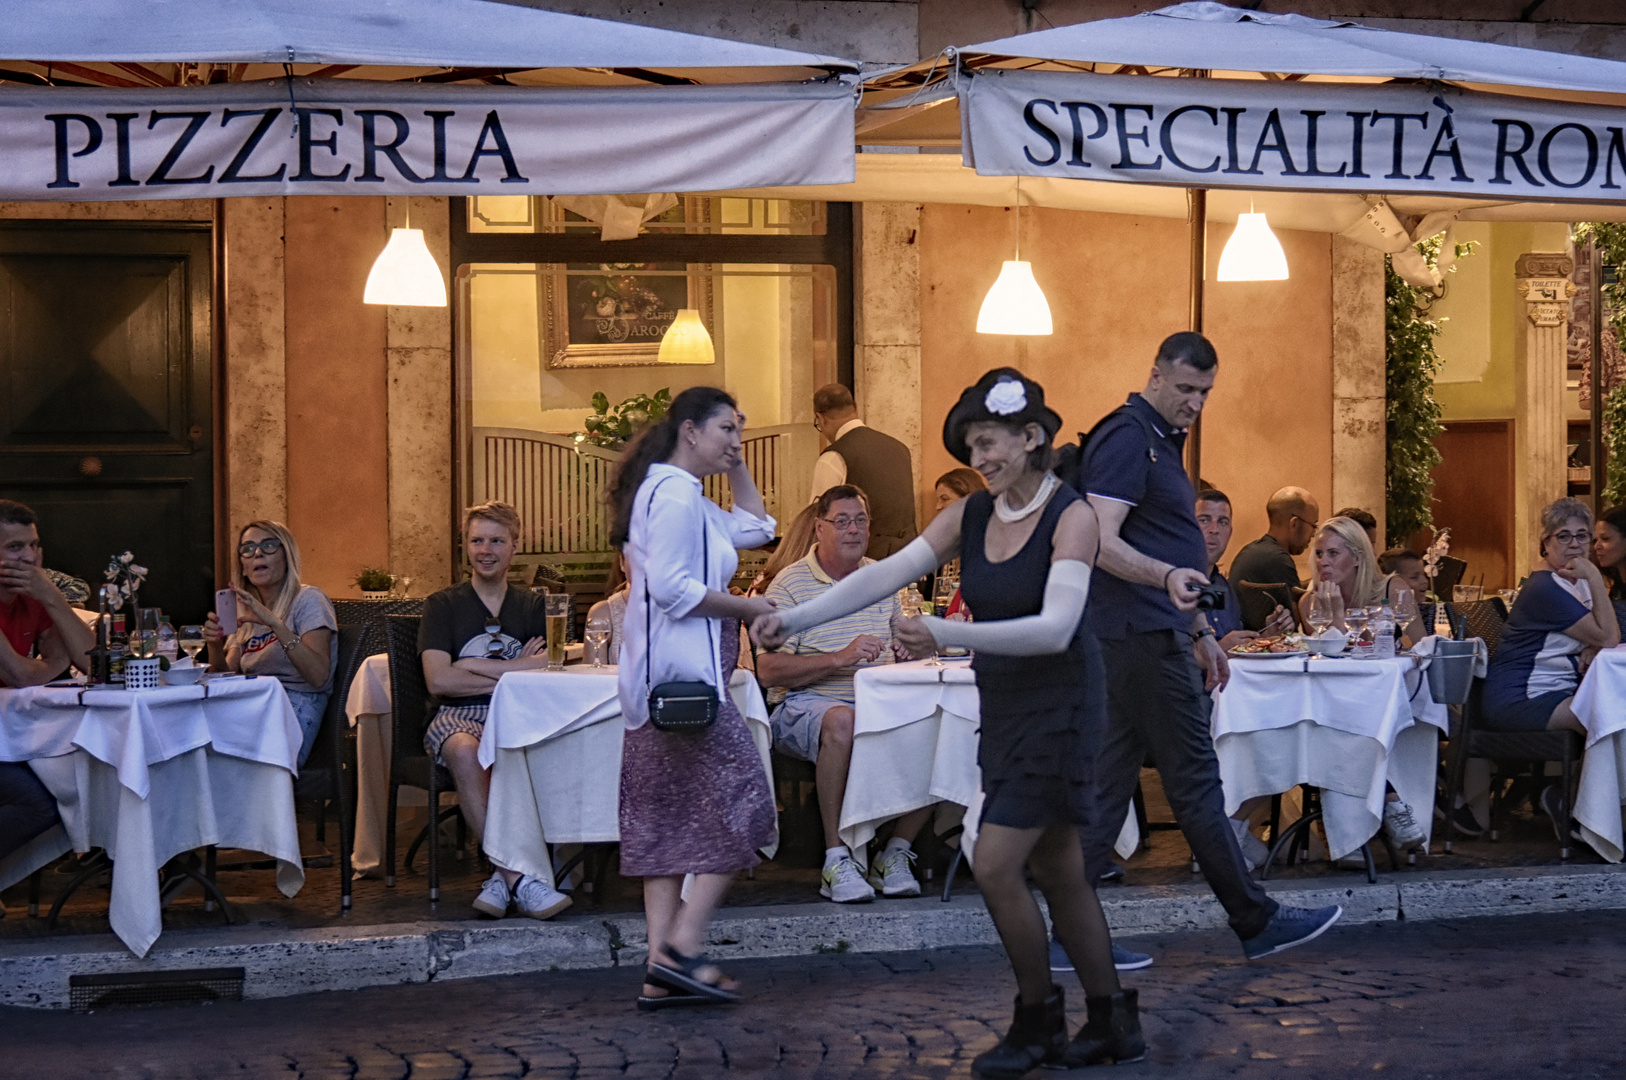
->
[922,560,1091,657]
[775,537,941,636]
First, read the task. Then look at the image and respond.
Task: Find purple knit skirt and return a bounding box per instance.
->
[618,619,776,877]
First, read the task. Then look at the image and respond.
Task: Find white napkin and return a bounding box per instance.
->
[1411,634,1488,678]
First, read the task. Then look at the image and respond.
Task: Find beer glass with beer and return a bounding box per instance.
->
[544,592,570,670]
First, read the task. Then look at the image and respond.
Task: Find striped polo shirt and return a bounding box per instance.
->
[763,548,900,702]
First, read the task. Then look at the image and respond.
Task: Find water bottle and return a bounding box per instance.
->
[156,616,179,662]
[1371,606,1397,660]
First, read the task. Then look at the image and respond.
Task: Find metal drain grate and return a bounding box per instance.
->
[69,967,245,1013]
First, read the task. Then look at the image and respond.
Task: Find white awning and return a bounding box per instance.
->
[0,0,854,75]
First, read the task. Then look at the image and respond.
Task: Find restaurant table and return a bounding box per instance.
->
[346,644,590,878]
[0,675,305,957]
[477,665,774,885]
[1566,647,1626,862]
[1211,654,1449,861]
[839,658,1138,872]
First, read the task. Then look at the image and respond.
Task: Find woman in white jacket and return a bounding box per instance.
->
[608,386,778,1010]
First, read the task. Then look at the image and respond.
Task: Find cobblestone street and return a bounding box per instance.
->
[3,910,1624,1079]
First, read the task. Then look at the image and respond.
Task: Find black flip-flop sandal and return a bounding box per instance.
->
[646,946,741,1003]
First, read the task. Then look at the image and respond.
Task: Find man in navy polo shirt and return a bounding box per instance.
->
[1079,332,1341,961]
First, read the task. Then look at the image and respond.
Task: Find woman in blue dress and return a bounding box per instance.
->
[756,369,1142,1076]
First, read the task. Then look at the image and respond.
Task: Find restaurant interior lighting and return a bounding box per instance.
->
[1216,209,1289,281]
[657,308,716,364]
[977,261,1053,335]
[977,177,1053,335]
[363,226,447,306]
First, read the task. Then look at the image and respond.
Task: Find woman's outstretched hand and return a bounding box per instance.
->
[752,612,788,649]
[892,615,937,659]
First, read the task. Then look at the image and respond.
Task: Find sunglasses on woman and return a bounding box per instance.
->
[238,538,284,558]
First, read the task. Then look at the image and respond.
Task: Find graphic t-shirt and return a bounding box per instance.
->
[233,585,339,693]
[0,593,52,687]
[418,581,549,707]
[1484,570,1592,713]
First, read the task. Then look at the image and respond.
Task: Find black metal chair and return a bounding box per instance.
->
[1439,598,1582,859]
[332,598,426,666]
[292,623,368,912]
[382,615,461,904]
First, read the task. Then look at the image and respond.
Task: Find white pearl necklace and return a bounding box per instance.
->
[993,472,1060,524]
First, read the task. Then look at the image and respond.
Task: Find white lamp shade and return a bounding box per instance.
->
[1216,212,1289,281]
[363,228,447,306]
[976,260,1053,335]
[657,308,715,365]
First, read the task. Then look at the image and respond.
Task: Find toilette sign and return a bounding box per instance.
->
[0,77,856,200]
[963,68,1626,202]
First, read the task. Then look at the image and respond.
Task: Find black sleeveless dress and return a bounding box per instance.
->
[958,486,1104,830]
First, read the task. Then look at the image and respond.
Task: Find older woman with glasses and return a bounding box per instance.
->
[1484,498,1620,738]
[202,521,336,766]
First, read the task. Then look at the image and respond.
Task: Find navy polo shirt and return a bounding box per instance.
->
[1082,393,1209,639]
[1208,568,1244,638]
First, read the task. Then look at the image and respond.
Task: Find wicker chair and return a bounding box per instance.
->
[382,615,461,903]
[292,624,368,912]
[1439,597,1583,859]
[332,598,426,665]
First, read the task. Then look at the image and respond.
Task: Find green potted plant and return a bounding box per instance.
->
[574,388,672,450]
[355,566,394,600]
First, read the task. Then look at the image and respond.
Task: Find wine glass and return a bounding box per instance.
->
[179,625,205,664]
[1306,584,1335,637]
[134,607,160,659]
[584,613,611,668]
[1345,607,1369,652]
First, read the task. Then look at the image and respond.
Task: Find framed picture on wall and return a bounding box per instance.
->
[541,261,716,368]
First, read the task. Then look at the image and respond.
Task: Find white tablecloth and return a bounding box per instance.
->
[478,667,774,883]
[840,659,1137,871]
[0,676,304,957]
[1568,647,1626,862]
[1211,655,1448,860]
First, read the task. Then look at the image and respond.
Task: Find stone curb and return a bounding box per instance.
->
[4,863,1624,1009]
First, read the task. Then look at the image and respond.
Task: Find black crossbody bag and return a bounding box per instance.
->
[644,479,719,731]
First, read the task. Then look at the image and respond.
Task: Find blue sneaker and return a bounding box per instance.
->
[1241,904,1343,960]
[1048,938,1154,973]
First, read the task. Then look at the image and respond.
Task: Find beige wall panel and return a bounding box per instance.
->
[223,197,289,531]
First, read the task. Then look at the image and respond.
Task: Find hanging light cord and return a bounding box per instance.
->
[1015,175,1022,261]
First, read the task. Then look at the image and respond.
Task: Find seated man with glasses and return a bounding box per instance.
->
[757,485,935,903]
[1228,486,1320,631]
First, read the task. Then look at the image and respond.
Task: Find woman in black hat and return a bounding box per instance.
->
[754,369,1144,1076]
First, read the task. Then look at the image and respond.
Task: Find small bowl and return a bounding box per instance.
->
[163,665,206,686]
[1303,632,1348,657]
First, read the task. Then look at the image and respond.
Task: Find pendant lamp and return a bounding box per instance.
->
[1216,207,1289,282]
[364,205,447,306]
[657,308,715,365]
[977,178,1053,335]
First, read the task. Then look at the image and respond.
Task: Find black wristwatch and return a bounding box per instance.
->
[1190,626,1215,643]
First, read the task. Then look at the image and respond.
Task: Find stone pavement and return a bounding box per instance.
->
[4,910,1624,1079]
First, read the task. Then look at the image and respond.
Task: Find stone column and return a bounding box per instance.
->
[223,197,288,528]
[853,202,924,517]
[1513,252,1575,576]
[385,195,455,590]
[1330,236,1388,543]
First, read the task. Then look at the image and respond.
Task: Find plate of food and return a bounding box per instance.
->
[1227,635,1309,659]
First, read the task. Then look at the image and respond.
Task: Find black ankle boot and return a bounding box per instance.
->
[1061,988,1147,1067]
[972,985,1067,1078]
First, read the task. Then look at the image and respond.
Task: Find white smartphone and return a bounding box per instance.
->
[215,587,238,637]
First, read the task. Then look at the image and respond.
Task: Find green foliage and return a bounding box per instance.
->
[574,388,672,449]
[354,566,394,591]
[1385,244,1448,547]
[1573,223,1626,509]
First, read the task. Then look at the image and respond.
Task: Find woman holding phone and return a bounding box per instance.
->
[203,520,337,766]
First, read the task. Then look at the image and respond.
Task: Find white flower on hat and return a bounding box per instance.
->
[985,379,1027,416]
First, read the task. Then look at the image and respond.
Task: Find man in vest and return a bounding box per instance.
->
[811,384,918,560]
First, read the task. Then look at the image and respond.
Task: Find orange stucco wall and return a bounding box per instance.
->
[918,204,1334,568]
[283,196,392,596]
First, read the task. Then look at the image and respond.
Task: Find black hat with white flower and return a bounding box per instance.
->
[942,368,1063,465]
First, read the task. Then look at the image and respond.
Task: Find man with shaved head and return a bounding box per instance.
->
[1228,486,1320,631]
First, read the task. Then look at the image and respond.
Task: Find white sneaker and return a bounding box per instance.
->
[1383,798,1426,849]
[820,855,875,903]
[512,874,573,920]
[867,846,921,898]
[472,871,511,918]
[1230,818,1270,872]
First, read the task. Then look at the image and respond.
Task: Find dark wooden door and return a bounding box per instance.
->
[1427,420,1515,591]
[0,222,213,621]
